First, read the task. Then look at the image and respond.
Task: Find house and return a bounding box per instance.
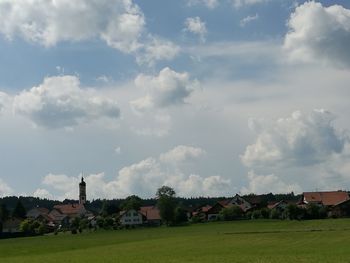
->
[227,194,253,212]
[267,200,289,212]
[206,203,225,221]
[26,207,50,220]
[140,206,161,226]
[119,209,145,226]
[329,199,350,218]
[53,203,87,218]
[192,204,212,220]
[48,209,70,227]
[301,191,349,207]
[2,218,23,233]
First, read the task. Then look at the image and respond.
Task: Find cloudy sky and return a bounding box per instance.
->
[1,0,350,200]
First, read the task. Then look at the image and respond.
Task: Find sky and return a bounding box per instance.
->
[1,0,350,200]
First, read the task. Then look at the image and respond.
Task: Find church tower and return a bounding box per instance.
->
[79,177,86,205]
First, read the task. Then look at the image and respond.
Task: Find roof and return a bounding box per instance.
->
[303,191,349,206]
[267,200,287,209]
[140,206,161,221]
[218,199,231,206]
[26,207,50,218]
[53,203,86,216]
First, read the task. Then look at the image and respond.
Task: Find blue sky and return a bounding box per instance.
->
[1,0,350,200]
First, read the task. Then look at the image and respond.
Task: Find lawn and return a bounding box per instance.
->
[1,219,350,262]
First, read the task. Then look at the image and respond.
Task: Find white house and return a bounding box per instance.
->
[119,209,145,226]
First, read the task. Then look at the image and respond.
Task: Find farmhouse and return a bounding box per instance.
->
[301,191,349,206]
[227,194,254,212]
[119,209,145,226]
[140,206,161,226]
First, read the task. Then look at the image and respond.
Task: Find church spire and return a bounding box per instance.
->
[79,174,86,205]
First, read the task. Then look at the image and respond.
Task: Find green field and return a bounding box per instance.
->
[1,219,350,262]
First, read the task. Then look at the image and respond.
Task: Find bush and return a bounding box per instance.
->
[219,206,243,221]
[270,209,282,219]
[251,210,262,219]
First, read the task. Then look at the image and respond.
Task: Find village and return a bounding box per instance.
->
[1,177,350,237]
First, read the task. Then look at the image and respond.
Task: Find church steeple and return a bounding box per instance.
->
[79,176,86,205]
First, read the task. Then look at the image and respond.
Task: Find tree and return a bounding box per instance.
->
[0,203,9,221]
[174,207,188,225]
[12,199,26,219]
[121,195,142,211]
[219,206,243,221]
[284,204,305,220]
[156,186,177,226]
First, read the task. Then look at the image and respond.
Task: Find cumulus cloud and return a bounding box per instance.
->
[187,0,219,9]
[0,92,11,114]
[0,178,13,197]
[184,17,207,42]
[131,67,199,111]
[159,145,206,163]
[136,36,180,66]
[0,0,179,65]
[38,145,230,199]
[284,2,350,67]
[0,0,143,50]
[12,75,120,129]
[240,14,259,27]
[241,109,347,168]
[241,171,302,194]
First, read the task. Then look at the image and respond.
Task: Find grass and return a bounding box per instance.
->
[1,219,350,262]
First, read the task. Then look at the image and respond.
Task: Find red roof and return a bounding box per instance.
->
[140,206,161,220]
[303,191,349,206]
[53,203,86,216]
[218,199,231,206]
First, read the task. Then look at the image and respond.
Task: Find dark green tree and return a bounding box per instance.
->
[121,195,142,211]
[12,199,26,219]
[156,186,177,226]
[100,200,108,217]
[284,204,305,220]
[174,206,188,225]
[0,203,9,221]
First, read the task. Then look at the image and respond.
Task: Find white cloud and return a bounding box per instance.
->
[241,171,302,194]
[33,188,53,200]
[12,75,120,129]
[240,14,259,27]
[0,0,144,52]
[0,0,179,65]
[241,109,347,168]
[184,17,207,42]
[187,0,219,9]
[0,92,11,114]
[101,11,145,53]
[132,67,199,110]
[0,178,13,197]
[284,2,350,67]
[38,145,230,199]
[159,145,206,163]
[136,36,180,66]
[231,0,270,9]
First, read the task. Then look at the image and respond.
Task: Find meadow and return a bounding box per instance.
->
[1,219,350,263]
